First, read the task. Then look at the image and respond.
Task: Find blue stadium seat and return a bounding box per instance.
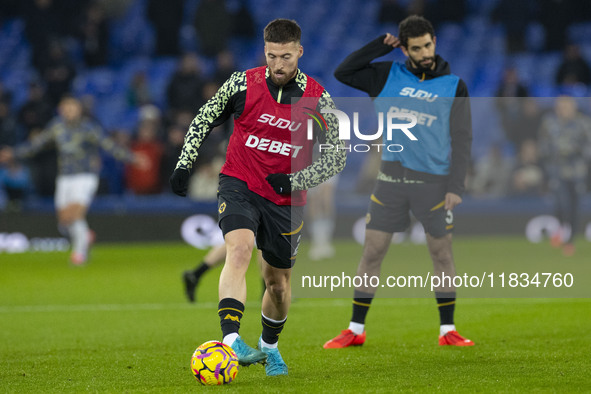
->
[0,19,28,75]
[525,22,545,52]
[183,0,200,25]
[567,22,591,47]
[529,83,559,98]
[509,53,536,85]
[108,0,155,65]
[467,0,500,14]
[1,67,33,103]
[93,94,128,131]
[73,68,116,98]
[147,57,178,107]
[535,53,561,87]
[0,0,585,179]
[119,107,140,131]
[113,57,151,98]
[179,25,198,53]
[579,45,591,64]
[470,98,504,158]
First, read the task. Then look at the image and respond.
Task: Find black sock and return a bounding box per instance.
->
[261,314,286,345]
[218,298,244,338]
[351,290,374,324]
[193,262,210,279]
[435,291,456,325]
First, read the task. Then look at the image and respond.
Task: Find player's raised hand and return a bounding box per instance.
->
[170,168,191,197]
[0,147,15,164]
[383,33,400,48]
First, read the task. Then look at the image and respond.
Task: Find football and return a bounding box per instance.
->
[190,341,239,385]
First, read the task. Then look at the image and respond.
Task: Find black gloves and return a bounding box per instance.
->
[266,173,291,195]
[170,168,191,197]
[172,170,289,196]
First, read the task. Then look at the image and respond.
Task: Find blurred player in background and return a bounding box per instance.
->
[183,243,227,302]
[323,15,474,349]
[538,96,591,256]
[182,243,267,303]
[170,19,346,375]
[0,96,142,265]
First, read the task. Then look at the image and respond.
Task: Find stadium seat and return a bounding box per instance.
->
[0,0,586,174]
[93,94,128,130]
[74,68,117,98]
[108,0,155,64]
[567,22,591,47]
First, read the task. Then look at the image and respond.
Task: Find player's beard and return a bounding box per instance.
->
[409,55,436,72]
[270,68,295,86]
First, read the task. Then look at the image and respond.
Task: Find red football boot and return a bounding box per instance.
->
[439,330,474,346]
[323,329,366,349]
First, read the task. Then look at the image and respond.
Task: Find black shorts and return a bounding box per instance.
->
[366,179,454,238]
[217,175,304,269]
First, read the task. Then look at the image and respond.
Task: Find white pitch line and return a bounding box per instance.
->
[0,298,555,314]
[0,300,352,314]
[0,303,206,313]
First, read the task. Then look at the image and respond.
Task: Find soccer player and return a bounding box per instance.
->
[323,15,474,348]
[0,96,141,265]
[539,96,591,256]
[170,19,346,375]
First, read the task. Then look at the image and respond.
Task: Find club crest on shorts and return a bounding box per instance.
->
[365,213,371,224]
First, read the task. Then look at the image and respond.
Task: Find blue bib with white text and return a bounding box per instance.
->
[374,62,459,175]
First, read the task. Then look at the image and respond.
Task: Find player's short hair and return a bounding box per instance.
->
[264,19,301,44]
[398,15,435,48]
[59,94,81,106]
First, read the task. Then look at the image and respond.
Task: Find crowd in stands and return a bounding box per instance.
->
[1,0,591,212]
[0,0,248,210]
[468,57,591,199]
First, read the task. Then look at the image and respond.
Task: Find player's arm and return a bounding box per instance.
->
[290,90,346,190]
[333,34,397,96]
[91,125,153,169]
[446,79,473,208]
[87,124,135,163]
[175,71,244,171]
[4,123,59,161]
[170,71,244,196]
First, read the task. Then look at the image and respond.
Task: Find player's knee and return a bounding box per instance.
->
[428,239,453,264]
[432,252,453,267]
[58,212,74,226]
[362,246,388,266]
[265,281,288,303]
[226,242,253,263]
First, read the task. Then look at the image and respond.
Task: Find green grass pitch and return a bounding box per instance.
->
[1,237,590,393]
